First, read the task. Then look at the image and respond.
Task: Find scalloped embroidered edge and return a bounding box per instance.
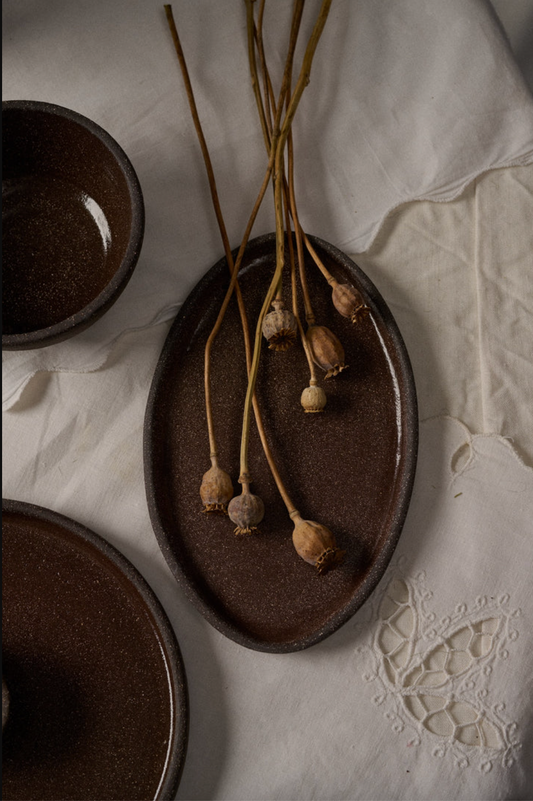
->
[354,558,522,773]
[422,415,533,476]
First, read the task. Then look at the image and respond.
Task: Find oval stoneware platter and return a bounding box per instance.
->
[144,233,418,653]
[2,499,188,800]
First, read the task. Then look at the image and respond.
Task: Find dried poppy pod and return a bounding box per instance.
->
[200,463,234,513]
[228,478,265,535]
[306,324,347,379]
[290,512,345,575]
[329,278,370,324]
[262,299,298,351]
[300,379,327,413]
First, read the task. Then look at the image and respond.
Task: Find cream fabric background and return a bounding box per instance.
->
[357,164,533,466]
[2,1,533,798]
[2,0,533,408]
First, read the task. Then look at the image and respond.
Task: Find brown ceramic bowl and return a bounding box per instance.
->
[2,100,144,350]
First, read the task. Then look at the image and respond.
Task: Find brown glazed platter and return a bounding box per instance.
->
[144,233,418,653]
[2,100,144,350]
[2,499,188,801]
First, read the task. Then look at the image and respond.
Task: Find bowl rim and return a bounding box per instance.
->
[2,99,145,351]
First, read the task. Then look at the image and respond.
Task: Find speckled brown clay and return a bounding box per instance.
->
[2,499,188,801]
[144,233,418,653]
[2,679,10,731]
[2,100,144,350]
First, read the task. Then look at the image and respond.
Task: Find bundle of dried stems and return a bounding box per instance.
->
[165,0,369,574]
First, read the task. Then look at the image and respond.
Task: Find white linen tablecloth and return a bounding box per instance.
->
[3,161,533,801]
[3,0,533,408]
[2,1,533,799]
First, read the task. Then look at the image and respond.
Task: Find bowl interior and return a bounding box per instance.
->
[2,103,139,343]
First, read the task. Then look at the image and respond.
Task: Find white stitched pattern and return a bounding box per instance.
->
[355,559,521,772]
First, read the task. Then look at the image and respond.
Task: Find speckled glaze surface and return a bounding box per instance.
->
[2,100,144,350]
[1,499,188,800]
[144,233,418,653]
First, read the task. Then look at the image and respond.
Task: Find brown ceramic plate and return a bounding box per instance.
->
[2,499,188,801]
[144,233,417,653]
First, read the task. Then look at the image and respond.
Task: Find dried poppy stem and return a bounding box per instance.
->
[254,0,275,136]
[245,0,271,154]
[231,0,308,528]
[246,0,305,151]
[166,4,275,511]
[228,1,311,524]
[248,21,361,333]
[255,13,316,329]
[251,4,346,395]
[238,0,333,485]
[284,175,319,383]
[284,188,326,411]
[286,130,316,325]
[244,0,344,570]
[249,0,319,384]
[301,230,371,323]
[166,3,304,520]
[284,76,348,379]
[247,12,344,570]
[168,2,343,571]
[251,7,323,375]
[301,229,332,281]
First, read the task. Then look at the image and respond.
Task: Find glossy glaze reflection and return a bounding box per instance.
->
[3,175,114,334]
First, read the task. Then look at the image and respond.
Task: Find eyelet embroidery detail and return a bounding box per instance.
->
[354,560,521,772]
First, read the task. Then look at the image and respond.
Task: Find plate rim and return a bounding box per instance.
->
[144,232,418,653]
[2,497,189,800]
